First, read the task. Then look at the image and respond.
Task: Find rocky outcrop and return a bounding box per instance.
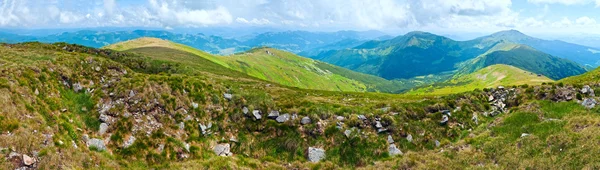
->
[582,98,597,109]
[213,143,232,156]
[87,138,106,151]
[388,144,403,156]
[267,110,280,119]
[276,113,290,123]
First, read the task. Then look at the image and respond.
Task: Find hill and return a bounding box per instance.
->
[104,37,412,93]
[457,43,587,80]
[408,64,553,95]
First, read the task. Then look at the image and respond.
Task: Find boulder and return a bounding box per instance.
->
[582,98,597,109]
[581,85,593,94]
[99,123,108,135]
[242,107,249,115]
[192,102,199,109]
[87,138,106,151]
[435,140,440,147]
[22,154,35,166]
[387,135,394,144]
[344,129,353,138]
[73,82,83,92]
[308,147,325,162]
[406,134,413,142]
[267,110,280,119]
[388,144,403,156]
[440,115,449,125]
[213,143,232,156]
[129,90,135,98]
[301,117,312,125]
[375,121,383,129]
[276,114,290,123]
[336,116,345,122]
[357,115,367,121]
[223,93,233,100]
[252,110,262,120]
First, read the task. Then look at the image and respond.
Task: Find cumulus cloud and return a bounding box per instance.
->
[576,16,597,25]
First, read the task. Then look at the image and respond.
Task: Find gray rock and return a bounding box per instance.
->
[267,110,280,119]
[276,113,290,123]
[435,140,440,147]
[242,107,249,115]
[230,136,239,143]
[520,133,530,138]
[377,128,388,133]
[99,123,108,135]
[581,85,593,94]
[344,129,352,138]
[129,90,135,98]
[73,82,83,92]
[440,115,449,125]
[252,110,262,120]
[301,116,312,125]
[387,135,394,144]
[87,138,106,151]
[388,144,403,156]
[22,154,35,166]
[123,136,136,148]
[357,115,367,121]
[192,102,199,109]
[223,93,233,100]
[375,121,383,129]
[406,134,413,142]
[179,122,185,131]
[472,113,479,125]
[498,86,505,90]
[308,147,325,162]
[213,143,232,156]
[488,95,495,102]
[336,116,345,122]
[582,98,597,109]
[184,143,190,152]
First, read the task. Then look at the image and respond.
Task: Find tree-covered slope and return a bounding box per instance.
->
[458,44,587,80]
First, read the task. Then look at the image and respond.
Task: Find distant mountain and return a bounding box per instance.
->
[308,30,592,81]
[408,64,553,95]
[457,43,587,80]
[472,30,600,68]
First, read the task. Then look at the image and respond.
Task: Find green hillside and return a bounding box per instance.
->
[408,64,553,95]
[457,44,587,80]
[104,37,408,93]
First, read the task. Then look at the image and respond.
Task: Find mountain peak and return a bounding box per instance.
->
[490,29,528,38]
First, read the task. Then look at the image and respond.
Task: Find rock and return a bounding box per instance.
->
[581,85,593,94]
[200,123,212,135]
[123,136,136,148]
[440,115,449,125]
[34,88,39,95]
[582,98,597,109]
[453,107,461,112]
[87,138,106,151]
[95,66,101,72]
[276,113,290,123]
[488,95,495,102]
[336,116,345,122]
[192,102,199,109]
[498,86,505,90]
[223,93,233,100]
[406,134,413,142]
[344,129,353,138]
[99,123,108,135]
[388,144,403,156]
[472,113,479,125]
[521,133,530,138]
[357,115,367,121]
[435,140,440,147]
[22,154,35,166]
[230,136,239,143]
[441,110,451,116]
[129,90,135,98]
[72,140,78,149]
[308,147,325,162]
[73,82,83,92]
[213,143,232,156]
[242,107,249,114]
[179,122,185,131]
[301,117,312,125]
[184,143,190,152]
[377,128,388,133]
[82,134,89,143]
[99,114,112,123]
[267,110,280,119]
[387,135,394,144]
[158,144,165,152]
[375,121,383,129]
[252,110,262,120]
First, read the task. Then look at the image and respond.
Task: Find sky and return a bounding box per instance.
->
[0,0,599,35]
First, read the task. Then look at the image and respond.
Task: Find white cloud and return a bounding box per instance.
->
[528,0,598,5]
[576,16,597,25]
[148,0,233,27]
[236,17,271,25]
[59,11,83,24]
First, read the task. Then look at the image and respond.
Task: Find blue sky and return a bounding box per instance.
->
[0,0,599,35]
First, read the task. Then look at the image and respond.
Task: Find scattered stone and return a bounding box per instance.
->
[213,143,232,156]
[123,136,136,148]
[357,115,367,121]
[276,113,290,123]
[73,82,83,92]
[488,95,495,102]
[199,123,212,135]
[440,115,449,125]
[336,116,345,122]
[242,107,249,115]
[192,102,199,109]
[99,123,108,135]
[87,138,106,151]
[375,121,383,129]
[435,140,441,147]
[129,90,135,98]
[453,107,461,112]
[498,86,505,90]
[387,135,394,144]
[158,144,165,152]
[301,117,312,125]
[388,144,403,156]
[252,110,262,120]
[308,147,326,163]
[472,113,479,125]
[377,128,388,133]
[230,136,239,143]
[184,143,190,152]
[223,93,233,100]
[95,66,101,72]
[441,110,451,116]
[521,133,530,138]
[582,98,597,109]
[406,134,413,142]
[72,140,78,149]
[22,154,35,166]
[179,122,185,131]
[34,88,39,96]
[344,129,353,138]
[581,85,593,95]
[267,110,280,119]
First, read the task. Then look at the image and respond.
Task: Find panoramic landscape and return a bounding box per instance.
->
[1,0,600,169]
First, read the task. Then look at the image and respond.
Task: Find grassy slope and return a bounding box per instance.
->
[104,37,376,92]
[408,64,553,95]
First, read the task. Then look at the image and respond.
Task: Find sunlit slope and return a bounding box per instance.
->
[409,64,553,95]
[105,37,401,92]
